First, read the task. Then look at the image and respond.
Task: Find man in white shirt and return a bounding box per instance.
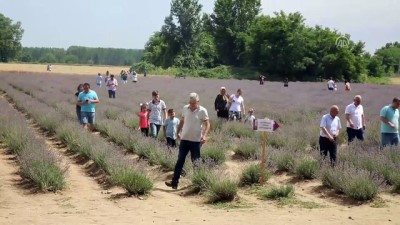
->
[345,95,366,143]
[327,77,335,91]
[320,105,341,166]
[165,93,210,189]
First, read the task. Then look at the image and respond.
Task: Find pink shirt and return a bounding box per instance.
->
[106,79,118,91]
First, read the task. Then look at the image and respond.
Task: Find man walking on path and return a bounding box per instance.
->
[165,93,210,189]
[380,97,400,147]
[77,83,100,132]
[345,95,366,143]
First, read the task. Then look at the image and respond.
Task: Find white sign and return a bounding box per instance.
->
[254,118,274,132]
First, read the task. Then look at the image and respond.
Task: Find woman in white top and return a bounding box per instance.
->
[228,89,245,121]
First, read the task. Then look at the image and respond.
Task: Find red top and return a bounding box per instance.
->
[137,111,149,128]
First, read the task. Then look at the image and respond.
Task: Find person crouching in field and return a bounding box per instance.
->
[77,83,100,132]
[165,93,210,189]
[137,103,149,137]
[163,109,180,148]
[319,105,341,167]
[345,80,351,91]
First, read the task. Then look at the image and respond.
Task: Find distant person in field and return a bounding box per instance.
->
[77,83,100,132]
[137,103,149,137]
[147,90,167,138]
[144,69,147,77]
[106,74,118,98]
[345,95,365,143]
[122,70,128,84]
[131,70,138,83]
[327,77,335,91]
[47,64,52,71]
[228,89,245,121]
[345,80,351,91]
[163,109,180,148]
[214,86,229,119]
[75,84,84,124]
[319,105,341,167]
[259,74,265,85]
[244,108,255,127]
[165,93,210,189]
[284,77,289,87]
[380,97,400,147]
[104,74,110,84]
[96,73,103,87]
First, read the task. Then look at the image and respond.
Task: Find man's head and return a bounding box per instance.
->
[330,105,339,118]
[188,92,199,110]
[168,109,175,118]
[98,73,101,76]
[83,83,90,93]
[391,97,400,109]
[353,95,362,106]
[236,88,242,96]
[152,90,160,101]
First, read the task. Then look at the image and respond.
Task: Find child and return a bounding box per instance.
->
[137,103,149,137]
[244,108,255,127]
[96,73,103,87]
[163,109,180,148]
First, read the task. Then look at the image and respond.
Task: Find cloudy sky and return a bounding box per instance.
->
[1,0,399,53]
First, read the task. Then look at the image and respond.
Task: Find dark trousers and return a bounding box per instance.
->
[172,140,201,185]
[166,137,176,148]
[108,90,116,98]
[319,136,337,166]
[217,109,229,119]
[347,127,364,143]
[140,128,148,137]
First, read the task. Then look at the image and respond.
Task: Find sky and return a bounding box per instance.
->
[1,0,399,53]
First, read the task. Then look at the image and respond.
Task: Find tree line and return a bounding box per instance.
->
[18,46,144,66]
[143,0,400,81]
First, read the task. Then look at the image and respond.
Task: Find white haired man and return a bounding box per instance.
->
[165,93,210,189]
[345,95,366,143]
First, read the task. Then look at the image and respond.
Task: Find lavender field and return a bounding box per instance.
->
[1,72,400,205]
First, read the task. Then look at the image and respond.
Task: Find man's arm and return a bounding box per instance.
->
[362,114,366,129]
[345,113,354,128]
[321,127,334,141]
[177,117,184,139]
[381,116,396,128]
[201,119,210,144]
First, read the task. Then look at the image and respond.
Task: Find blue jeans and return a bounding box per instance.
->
[149,123,162,138]
[381,133,399,147]
[347,127,364,143]
[171,140,201,185]
[81,111,96,124]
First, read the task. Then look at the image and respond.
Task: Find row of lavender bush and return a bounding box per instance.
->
[0,97,67,191]
[0,83,153,195]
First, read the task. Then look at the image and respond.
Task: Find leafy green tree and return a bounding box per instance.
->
[375,42,400,74]
[0,13,24,62]
[211,0,261,66]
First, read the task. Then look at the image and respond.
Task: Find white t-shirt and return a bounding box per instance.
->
[148,100,166,125]
[244,115,255,126]
[345,103,364,129]
[181,105,209,142]
[96,76,103,84]
[229,94,244,112]
[327,80,335,89]
[320,114,341,137]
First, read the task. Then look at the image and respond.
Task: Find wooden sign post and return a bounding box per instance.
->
[254,118,275,185]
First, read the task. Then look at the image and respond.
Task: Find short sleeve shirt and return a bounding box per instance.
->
[229,95,244,112]
[380,105,399,133]
[78,90,98,112]
[345,103,364,129]
[148,100,166,125]
[165,117,180,139]
[181,105,209,142]
[106,79,118,91]
[320,113,341,137]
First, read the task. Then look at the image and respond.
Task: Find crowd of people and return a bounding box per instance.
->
[73,73,400,189]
